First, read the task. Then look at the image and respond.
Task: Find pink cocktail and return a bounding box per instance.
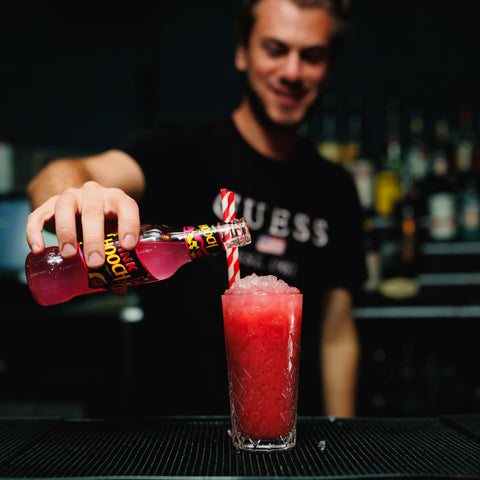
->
[222,274,303,451]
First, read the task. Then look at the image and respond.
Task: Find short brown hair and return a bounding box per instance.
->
[236,0,351,61]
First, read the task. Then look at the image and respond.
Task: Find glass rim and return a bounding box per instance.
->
[222,292,302,297]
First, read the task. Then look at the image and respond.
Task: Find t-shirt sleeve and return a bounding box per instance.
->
[325,169,367,300]
[117,124,206,223]
[302,160,366,302]
[119,125,179,182]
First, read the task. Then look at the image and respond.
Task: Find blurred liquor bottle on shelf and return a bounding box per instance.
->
[392,106,424,279]
[455,106,480,240]
[374,96,403,217]
[342,97,363,171]
[423,116,457,241]
[383,96,403,174]
[345,97,375,215]
[406,108,429,191]
[396,188,420,277]
[375,171,401,218]
[388,106,426,281]
[474,110,480,178]
[400,107,428,239]
[376,195,421,300]
[454,105,477,190]
[372,98,419,299]
[0,136,14,196]
[317,93,343,164]
[459,182,480,240]
[362,217,382,293]
[375,185,421,300]
[379,171,421,300]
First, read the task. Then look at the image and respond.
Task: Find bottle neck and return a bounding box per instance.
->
[140,218,251,261]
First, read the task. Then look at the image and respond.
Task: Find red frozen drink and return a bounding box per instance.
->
[222,274,302,451]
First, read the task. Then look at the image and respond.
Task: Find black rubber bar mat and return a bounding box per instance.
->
[0,416,479,479]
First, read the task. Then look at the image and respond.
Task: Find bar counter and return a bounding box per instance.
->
[0,415,479,479]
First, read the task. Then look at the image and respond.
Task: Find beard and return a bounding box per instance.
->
[243,73,321,134]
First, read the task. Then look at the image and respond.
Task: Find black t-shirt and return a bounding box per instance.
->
[119,117,366,415]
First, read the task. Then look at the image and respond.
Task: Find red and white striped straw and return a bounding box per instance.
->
[221,188,240,287]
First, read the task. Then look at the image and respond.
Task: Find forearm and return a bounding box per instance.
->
[25,150,144,263]
[321,324,360,417]
[27,149,145,211]
[319,288,360,417]
[27,158,92,210]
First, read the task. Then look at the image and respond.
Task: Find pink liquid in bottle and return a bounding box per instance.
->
[26,218,251,306]
[26,241,191,306]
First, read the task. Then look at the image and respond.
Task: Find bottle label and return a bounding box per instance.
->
[79,233,154,290]
[183,223,224,260]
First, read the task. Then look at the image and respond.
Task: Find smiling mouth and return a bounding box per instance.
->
[273,88,305,106]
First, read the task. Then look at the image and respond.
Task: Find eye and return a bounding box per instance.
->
[301,47,328,65]
[262,39,289,57]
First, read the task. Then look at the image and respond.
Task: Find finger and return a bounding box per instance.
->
[114,192,141,250]
[54,190,81,258]
[26,201,53,253]
[80,183,106,269]
[25,195,63,253]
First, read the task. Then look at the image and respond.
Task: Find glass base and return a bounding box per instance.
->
[230,429,296,452]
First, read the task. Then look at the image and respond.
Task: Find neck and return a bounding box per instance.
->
[232,100,298,162]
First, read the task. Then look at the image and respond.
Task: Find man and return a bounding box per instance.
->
[26,0,365,417]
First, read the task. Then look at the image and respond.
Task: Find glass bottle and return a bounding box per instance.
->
[375,96,403,217]
[26,218,251,306]
[423,117,457,241]
[406,108,428,187]
[317,93,342,164]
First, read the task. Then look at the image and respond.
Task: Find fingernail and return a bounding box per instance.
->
[88,251,103,267]
[123,234,136,248]
[62,243,77,256]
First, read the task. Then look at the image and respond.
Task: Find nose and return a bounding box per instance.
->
[281,52,302,84]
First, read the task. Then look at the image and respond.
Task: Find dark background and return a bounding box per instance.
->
[1,0,480,418]
[2,0,480,153]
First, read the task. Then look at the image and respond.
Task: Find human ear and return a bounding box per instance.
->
[235,44,248,72]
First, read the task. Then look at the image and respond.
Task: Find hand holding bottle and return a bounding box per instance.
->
[26,218,251,306]
[26,181,141,269]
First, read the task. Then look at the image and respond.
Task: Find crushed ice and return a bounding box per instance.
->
[224,273,300,295]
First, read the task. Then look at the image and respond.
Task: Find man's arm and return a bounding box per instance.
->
[27,149,145,210]
[26,149,145,269]
[319,288,360,417]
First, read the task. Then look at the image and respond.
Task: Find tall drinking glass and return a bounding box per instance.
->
[222,280,302,452]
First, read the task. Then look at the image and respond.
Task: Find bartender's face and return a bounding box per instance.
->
[236,0,333,130]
